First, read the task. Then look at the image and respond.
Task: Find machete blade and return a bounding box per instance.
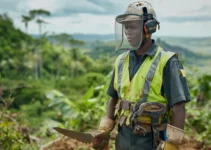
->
[53,127,94,144]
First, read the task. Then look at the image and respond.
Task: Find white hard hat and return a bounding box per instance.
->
[117,1,157,23]
[115,1,159,51]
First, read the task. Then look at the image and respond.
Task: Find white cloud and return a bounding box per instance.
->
[14,13,115,35]
[153,0,211,17]
[22,0,60,12]
[156,21,211,37]
[22,0,106,15]
[1,0,211,37]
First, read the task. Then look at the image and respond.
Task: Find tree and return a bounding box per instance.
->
[51,33,70,78]
[69,38,85,46]
[48,33,86,77]
[36,19,48,36]
[0,14,33,78]
[29,9,51,79]
[29,9,50,36]
[68,37,85,77]
[21,15,32,34]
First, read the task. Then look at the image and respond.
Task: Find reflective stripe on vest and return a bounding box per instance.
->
[141,50,161,102]
[114,46,176,103]
[117,52,129,98]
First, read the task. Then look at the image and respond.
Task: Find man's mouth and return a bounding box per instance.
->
[127,38,133,42]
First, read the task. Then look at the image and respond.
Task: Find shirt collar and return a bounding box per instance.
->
[145,39,158,58]
[130,39,158,59]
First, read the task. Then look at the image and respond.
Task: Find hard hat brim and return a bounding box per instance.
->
[116,14,142,24]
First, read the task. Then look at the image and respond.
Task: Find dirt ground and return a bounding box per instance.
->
[40,136,211,150]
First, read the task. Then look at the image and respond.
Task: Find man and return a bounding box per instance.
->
[92,1,191,150]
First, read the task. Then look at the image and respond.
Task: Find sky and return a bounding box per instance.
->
[1,0,211,37]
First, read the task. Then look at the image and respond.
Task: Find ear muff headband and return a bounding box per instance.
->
[142,7,159,35]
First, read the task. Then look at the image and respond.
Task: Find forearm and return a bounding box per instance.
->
[170,101,186,130]
[92,98,118,149]
[106,97,118,120]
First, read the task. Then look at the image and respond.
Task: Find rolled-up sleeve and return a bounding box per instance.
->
[163,56,191,107]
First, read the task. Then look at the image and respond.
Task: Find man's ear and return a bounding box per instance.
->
[142,33,152,39]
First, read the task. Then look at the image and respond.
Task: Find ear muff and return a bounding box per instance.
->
[142,7,159,35]
[144,19,158,34]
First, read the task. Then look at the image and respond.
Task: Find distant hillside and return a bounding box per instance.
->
[31,34,114,41]
[0,14,33,48]
[30,33,210,66]
[71,34,211,55]
[156,39,210,64]
[86,39,209,66]
[156,36,211,55]
[72,34,114,41]
[31,33,211,55]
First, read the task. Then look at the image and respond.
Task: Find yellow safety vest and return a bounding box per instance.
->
[114,46,176,104]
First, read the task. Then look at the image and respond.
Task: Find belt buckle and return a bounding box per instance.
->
[134,125,147,136]
[119,100,123,110]
[129,103,134,111]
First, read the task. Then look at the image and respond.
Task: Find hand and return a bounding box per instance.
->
[156,124,184,150]
[156,140,179,150]
[92,117,115,150]
[92,131,110,150]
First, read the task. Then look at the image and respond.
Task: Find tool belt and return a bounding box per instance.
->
[115,100,168,147]
[115,100,167,127]
[115,100,135,126]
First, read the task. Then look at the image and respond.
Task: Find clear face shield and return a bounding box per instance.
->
[115,14,144,51]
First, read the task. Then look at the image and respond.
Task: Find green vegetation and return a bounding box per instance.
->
[0,13,211,150]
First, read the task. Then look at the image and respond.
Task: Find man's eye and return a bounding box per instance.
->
[125,26,132,29]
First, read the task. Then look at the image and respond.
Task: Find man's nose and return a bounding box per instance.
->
[125,29,132,36]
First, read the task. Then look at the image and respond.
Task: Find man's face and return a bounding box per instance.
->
[123,20,143,48]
